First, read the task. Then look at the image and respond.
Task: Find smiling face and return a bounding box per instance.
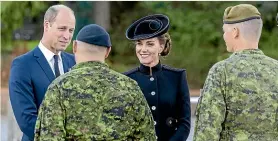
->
[135,37,164,67]
[44,8,76,53]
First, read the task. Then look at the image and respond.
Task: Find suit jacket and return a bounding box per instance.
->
[124,62,191,141]
[9,46,76,141]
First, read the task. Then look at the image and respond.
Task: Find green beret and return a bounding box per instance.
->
[223,4,261,24]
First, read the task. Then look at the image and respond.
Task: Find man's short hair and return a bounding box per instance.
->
[229,19,263,41]
[76,41,107,54]
[44,4,74,24]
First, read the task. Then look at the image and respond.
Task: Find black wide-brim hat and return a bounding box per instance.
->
[126,14,170,41]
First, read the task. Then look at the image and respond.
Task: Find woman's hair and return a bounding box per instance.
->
[157,32,172,56]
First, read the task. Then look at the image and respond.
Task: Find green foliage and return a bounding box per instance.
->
[1,1,47,51]
[109,1,278,88]
[140,2,239,88]
[2,2,278,88]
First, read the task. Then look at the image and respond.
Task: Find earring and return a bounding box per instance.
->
[158,53,161,56]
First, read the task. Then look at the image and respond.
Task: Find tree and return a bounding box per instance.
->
[108,1,278,88]
[1,1,47,51]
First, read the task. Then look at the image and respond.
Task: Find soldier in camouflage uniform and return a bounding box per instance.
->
[194,4,278,141]
[34,24,156,141]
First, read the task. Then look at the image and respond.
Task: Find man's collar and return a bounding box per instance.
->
[38,41,62,61]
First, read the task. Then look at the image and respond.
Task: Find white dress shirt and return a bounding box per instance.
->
[38,42,64,76]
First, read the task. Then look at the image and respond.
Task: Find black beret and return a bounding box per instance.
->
[76,24,111,48]
[126,14,170,41]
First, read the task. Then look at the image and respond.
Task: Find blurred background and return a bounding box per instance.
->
[1,1,278,141]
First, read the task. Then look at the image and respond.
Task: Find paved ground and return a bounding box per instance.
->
[1,88,9,115]
[1,116,9,141]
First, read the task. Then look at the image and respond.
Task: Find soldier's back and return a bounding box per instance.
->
[220,49,278,140]
[54,61,156,140]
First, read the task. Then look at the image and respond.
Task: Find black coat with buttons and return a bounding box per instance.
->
[124,62,191,141]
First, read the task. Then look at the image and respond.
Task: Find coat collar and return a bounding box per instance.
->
[231,49,264,57]
[33,47,56,81]
[33,46,72,81]
[139,61,162,76]
[38,41,62,62]
[72,61,109,71]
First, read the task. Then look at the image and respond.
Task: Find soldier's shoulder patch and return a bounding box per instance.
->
[162,65,185,73]
[123,67,139,76]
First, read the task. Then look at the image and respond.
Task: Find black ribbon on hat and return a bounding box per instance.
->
[149,20,162,30]
[134,18,163,39]
[125,14,170,41]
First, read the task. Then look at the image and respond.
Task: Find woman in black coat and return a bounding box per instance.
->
[124,14,191,141]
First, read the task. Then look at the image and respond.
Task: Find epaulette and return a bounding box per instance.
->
[123,67,139,76]
[162,65,185,72]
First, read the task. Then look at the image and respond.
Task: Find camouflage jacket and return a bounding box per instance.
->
[194,49,278,141]
[35,61,156,141]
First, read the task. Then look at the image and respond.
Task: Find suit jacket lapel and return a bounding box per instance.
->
[33,47,55,82]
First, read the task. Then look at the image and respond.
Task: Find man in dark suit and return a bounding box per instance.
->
[9,4,76,141]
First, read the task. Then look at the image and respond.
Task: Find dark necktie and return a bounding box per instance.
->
[53,55,60,78]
